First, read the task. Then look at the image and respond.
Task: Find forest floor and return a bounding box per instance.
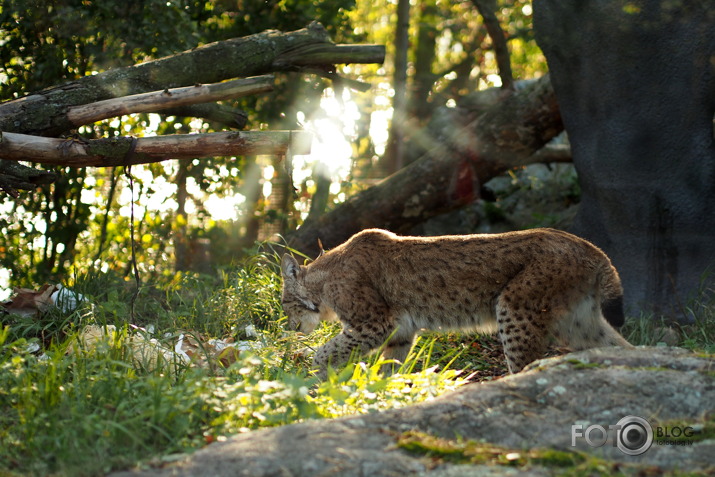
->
[1,255,713,476]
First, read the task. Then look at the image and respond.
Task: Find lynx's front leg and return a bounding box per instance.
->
[314,321,396,378]
[313,331,361,379]
[380,329,416,375]
[313,287,395,379]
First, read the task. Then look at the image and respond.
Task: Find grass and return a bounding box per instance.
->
[620,281,715,353]
[397,430,589,467]
[0,255,469,476]
[1,255,713,476]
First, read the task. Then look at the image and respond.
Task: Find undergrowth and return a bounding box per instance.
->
[1,254,713,476]
[0,254,468,476]
[621,280,715,353]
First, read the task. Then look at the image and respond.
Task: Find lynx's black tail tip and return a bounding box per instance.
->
[602,295,625,328]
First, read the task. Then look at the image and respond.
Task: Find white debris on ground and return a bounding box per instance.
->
[73,324,187,372]
[50,284,86,312]
[74,324,263,372]
[2,283,263,372]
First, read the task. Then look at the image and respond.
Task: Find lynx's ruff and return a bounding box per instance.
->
[281,228,631,378]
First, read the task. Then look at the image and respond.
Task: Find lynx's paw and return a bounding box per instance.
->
[292,347,314,361]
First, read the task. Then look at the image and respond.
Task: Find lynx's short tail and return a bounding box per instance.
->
[598,261,626,328]
[602,294,625,328]
[594,261,632,348]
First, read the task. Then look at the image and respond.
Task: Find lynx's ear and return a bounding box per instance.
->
[281,254,301,279]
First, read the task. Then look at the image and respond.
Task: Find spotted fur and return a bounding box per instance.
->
[281,228,632,378]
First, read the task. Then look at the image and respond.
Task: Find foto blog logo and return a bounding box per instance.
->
[571,416,654,456]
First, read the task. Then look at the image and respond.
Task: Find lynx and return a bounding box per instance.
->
[281,228,632,378]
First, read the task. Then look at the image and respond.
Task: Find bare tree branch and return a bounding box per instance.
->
[472,0,514,90]
[0,131,312,167]
[159,104,249,130]
[0,161,57,198]
[66,76,274,127]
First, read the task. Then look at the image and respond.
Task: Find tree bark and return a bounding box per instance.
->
[287,74,562,257]
[534,0,715,317]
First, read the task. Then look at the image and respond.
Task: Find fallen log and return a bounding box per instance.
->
[287,74,563,257]
[0,130,312,167]
[0,22,384,138]
[0,23,385,195]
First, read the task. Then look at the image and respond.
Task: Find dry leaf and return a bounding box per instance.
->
[2,284,86,317]
[2,284,58,317]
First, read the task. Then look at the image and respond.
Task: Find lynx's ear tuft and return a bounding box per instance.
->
[281,254,301,279]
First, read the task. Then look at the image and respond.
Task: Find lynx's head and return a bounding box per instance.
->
[280,254,321,334]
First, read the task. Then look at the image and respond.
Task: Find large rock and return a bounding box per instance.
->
[113,347,715,476]
[533,1,715,317]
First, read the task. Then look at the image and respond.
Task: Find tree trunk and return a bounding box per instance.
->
[409,0,440,121]
[471,0,513,90]
[304,161,332,224]
[174,159,190,272]
[534,0,715,317]
[237,156,262,250]
[259,157,293,241]
[287,74,562,257]
[381,0,411,175]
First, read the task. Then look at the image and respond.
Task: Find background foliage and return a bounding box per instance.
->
[0,0,357,287]
[1,3,714,475]
[0,0,547,291]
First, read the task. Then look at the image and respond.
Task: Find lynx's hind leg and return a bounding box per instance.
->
[553,295,632,350]
[495,289,551,373]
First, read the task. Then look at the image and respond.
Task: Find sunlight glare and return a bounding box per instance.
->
[370,109,391,156]
[205,193,246,221]
[486,74,503,87]
[292,87,358,186]
[0,268,10,301]
[262,164,274,198]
